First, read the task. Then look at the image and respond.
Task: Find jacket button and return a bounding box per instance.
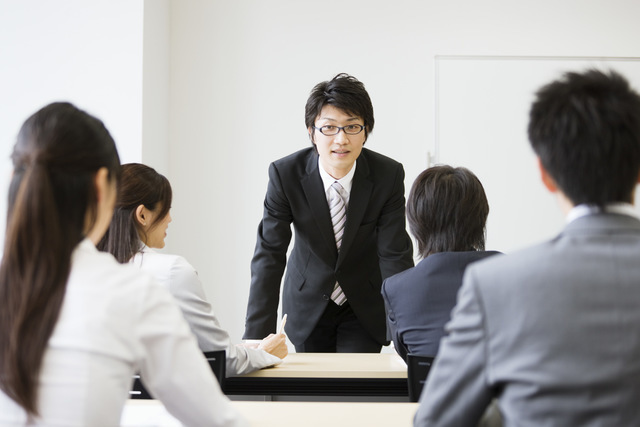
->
[322,294,330,300]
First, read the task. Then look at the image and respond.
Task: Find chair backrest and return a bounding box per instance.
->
[407,354,435,402]
[129,375,153,399]
[203,349,226,391]
[129,349,227,399]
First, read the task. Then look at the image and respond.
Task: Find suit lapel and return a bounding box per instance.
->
[337,152,373,266]
[301,151,339,258]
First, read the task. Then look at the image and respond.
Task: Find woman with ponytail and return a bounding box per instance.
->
[0,103,246,426]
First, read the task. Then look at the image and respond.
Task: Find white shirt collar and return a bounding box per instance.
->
[139,243,154,253]
[318,159,356,196]
[566,202,639,224]
[75,238,98,257]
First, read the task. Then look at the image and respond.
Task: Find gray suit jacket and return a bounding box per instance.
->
[415,213,640,426]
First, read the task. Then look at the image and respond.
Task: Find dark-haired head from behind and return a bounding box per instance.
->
[528,69,640,207]
[304,73,374,144]
[97,163,172,263]
[0,102,120,416]
[407,165,489,258]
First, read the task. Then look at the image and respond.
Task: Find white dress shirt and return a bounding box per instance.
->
[318,158,356,206]
[132,246,282,376]
[0,239,247,427]
[566,202,639,223]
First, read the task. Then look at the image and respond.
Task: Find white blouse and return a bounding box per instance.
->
[131,246,281,377]
[0,239,248,427]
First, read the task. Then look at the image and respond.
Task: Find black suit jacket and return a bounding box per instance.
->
[381,251,501,361]
[244,147,414,345]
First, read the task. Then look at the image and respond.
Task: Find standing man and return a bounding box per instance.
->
[414,69,640,425]
[244,73,414,352]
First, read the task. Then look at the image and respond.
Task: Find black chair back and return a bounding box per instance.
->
[129,375,153,399]
[407,354,435,402]
[130,349,227,399]
[203,349,226,391]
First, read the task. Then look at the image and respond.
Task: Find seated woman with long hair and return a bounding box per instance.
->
[98,163,287,376]
[382,165,502,361]
[0,103,246,426]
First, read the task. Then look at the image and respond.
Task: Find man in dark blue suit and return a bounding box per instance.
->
[382,165,500,361]
[244,74,414,352]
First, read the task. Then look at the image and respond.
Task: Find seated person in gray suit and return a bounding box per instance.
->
[382,165,501,362]
[414,69,640,426]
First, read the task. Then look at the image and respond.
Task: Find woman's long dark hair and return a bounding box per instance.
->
[0,102,120,416]
[97,163,172,263]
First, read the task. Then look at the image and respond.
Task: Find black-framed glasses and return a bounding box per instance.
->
[313,124,365,136]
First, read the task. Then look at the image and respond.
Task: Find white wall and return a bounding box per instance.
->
[0,0,145,244]
[142,0,170,175]
[167,0,640,343]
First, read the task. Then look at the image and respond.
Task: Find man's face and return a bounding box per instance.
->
[308,104,366,180]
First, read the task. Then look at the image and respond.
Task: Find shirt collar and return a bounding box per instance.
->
[566,202,639,224]
[318,159,356,195]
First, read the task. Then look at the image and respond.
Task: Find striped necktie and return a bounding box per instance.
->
[329,182,347,305]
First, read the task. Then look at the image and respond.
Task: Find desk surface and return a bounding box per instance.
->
[241,352,408,378]
[223,352,409,398]
[122,400,419,426]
